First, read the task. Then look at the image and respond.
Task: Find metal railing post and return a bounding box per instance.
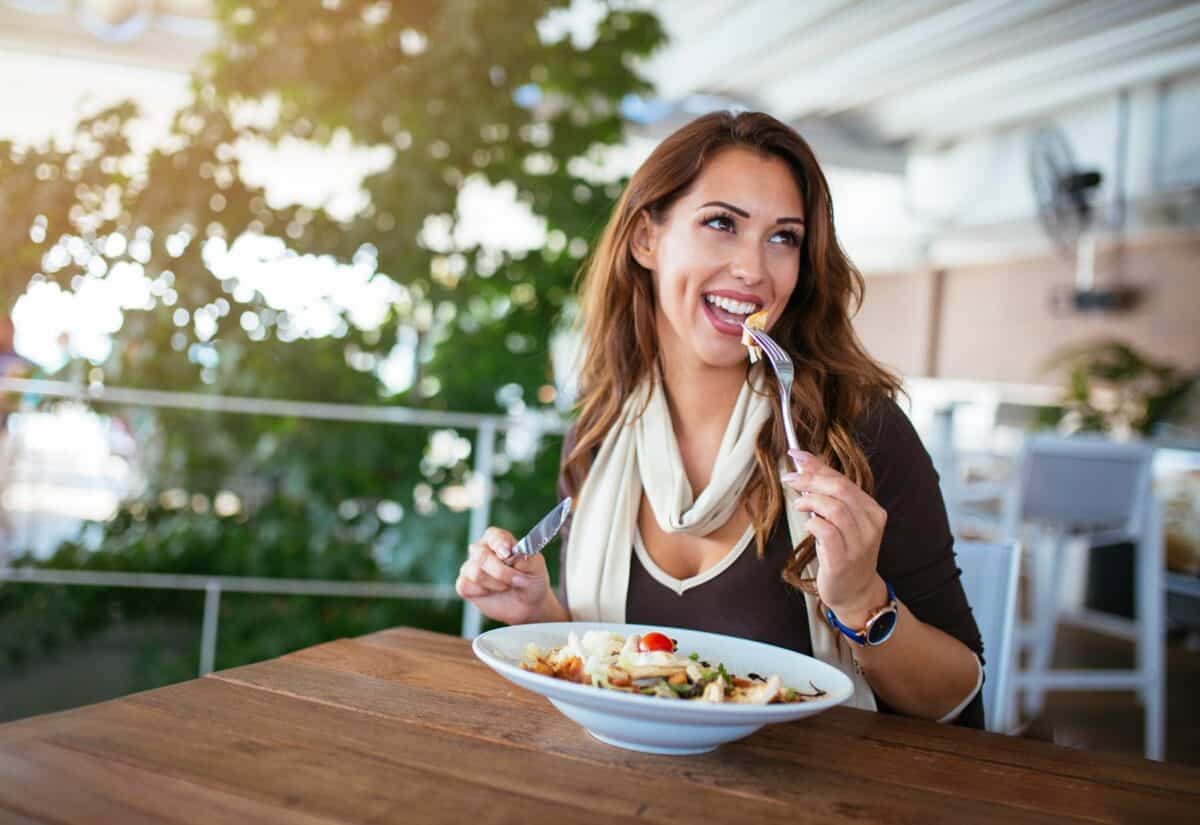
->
[0,376,569,647]
[199,580,221,676]
[461,420,497,639]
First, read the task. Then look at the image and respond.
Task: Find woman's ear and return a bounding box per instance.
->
[629,211,658,271]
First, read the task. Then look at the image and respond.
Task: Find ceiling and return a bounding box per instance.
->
[643,0,1200,158]
[0,0,214,73]
[4,0,1200,170]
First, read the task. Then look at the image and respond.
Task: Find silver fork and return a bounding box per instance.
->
[742,323,801,470]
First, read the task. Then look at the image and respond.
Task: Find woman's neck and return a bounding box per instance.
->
[657,351,745,445]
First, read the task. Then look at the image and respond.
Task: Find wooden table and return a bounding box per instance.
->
[2,627,1196,824]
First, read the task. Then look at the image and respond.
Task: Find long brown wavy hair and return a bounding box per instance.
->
[561,110,902,591]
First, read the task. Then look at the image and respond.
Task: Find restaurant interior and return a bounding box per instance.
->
[1,0,1198,785]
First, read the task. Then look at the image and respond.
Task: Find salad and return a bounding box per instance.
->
[520,629,825,704]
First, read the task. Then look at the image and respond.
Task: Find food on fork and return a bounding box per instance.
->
[519,629,825,704]
[741,309,768,363]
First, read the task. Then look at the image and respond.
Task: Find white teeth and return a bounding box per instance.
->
[705,294,760,315]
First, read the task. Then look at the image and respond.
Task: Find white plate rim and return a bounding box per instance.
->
[472,621,855,722]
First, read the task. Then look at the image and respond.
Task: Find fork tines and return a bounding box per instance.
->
[742,325,788,364]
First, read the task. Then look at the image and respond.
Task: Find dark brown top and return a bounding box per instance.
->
[558,397,985,729]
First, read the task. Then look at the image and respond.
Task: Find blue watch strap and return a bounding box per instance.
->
[825,581,897,646]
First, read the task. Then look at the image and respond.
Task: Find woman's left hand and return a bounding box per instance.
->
[782,449,889,624]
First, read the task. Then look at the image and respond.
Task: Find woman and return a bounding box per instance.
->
[456,111,985,727]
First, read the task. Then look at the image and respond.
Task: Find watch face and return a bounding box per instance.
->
[866,608,898,645]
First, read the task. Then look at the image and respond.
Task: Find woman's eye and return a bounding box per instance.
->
[771,230,801,247]
[703,214,735,232]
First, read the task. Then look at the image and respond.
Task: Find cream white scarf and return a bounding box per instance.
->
[565,375,876,710]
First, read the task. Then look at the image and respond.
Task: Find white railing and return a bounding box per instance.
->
[0,567,456,677]
[0,376,567,646]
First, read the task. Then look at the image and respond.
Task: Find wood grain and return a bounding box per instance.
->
[364,628,1200,796]
[217,638,1197,824]
[0,738,345,825]
[1,626,1196,825]
[0,803,51,825]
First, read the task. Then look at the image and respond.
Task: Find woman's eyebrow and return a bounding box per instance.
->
[698,200,750,217]
[698,200,804,225]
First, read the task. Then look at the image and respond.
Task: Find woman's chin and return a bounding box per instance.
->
[691,337,751,371]
[659,323,750,373]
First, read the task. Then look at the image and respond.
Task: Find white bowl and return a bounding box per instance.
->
[472,621,854,755]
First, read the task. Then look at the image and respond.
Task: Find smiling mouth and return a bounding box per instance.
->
[701,293,765,338]
[703,293,763,330]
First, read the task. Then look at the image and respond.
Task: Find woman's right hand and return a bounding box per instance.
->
[455,526,567,626]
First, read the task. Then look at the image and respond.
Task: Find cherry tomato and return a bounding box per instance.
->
[638,632,674,653]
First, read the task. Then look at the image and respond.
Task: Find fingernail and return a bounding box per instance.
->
[781,472,801,483]
[789,449,812,464]
[495,546,511,560]
[512,574,529,587]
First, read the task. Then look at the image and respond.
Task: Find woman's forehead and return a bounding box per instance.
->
[686,147,805,216]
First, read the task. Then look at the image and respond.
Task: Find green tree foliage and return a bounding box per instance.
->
[0,0,664,693]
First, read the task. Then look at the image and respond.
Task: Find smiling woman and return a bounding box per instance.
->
[456,111,986,731]
[629,149,805,371]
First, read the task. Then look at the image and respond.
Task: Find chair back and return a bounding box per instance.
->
[1004,435,1155,539]
[955,540,1021,732]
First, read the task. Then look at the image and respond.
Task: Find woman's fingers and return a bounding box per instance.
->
[478,549,528,587]
[455,572,492,599]
[786,451,891,612]
[481,526,517,560]
[791,490,864,541]
[458,537,545,597]
[782,464,886,530]
[783,465,859,504]
[458,526,556,625]
[457,561,507,593]
[802,510,850,575]
[458,550,515,594]
[803,510,844,552]
[508,551,546,580]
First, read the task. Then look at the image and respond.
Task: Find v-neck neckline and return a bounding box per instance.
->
[632,524,755,596]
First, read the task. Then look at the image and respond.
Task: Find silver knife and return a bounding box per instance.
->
[505,497,572,565]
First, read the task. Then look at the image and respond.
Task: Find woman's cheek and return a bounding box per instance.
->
[691,225,727,253]
[769,252,800,294]
[653,271,692,328]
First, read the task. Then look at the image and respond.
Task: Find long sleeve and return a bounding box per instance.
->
[859,398,986,729]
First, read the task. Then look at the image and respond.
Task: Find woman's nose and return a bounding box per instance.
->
[731,253,766,285]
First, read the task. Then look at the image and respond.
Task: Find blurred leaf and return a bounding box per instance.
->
[1041,339,1198,436]
[0,0,664,694]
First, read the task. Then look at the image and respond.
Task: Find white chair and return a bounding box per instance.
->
[955,541,1020,733]
[1003,435,1165,760]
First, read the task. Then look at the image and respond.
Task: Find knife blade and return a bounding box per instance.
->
[505,497,572,564]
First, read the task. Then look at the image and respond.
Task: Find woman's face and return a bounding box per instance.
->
[634,146,804,373]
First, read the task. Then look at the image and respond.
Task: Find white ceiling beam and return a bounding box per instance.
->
[626,108,909,175]
[0,7,212,73]
[651,0,745,44]
[812,0,1186,117]
[915,42,1200,142]
[727,0,956,94]
[872,2,1200,139]
[790,119,908,175]
[760,0,1069,120]
[641,0,851,101]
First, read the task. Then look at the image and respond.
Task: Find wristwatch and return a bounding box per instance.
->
[825,580,899,647]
